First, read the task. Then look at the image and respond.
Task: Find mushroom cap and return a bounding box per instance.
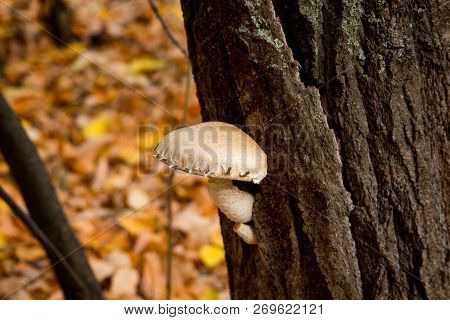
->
[154,122,267,183]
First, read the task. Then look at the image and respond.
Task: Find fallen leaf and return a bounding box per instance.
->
[130,58,167,74]
[15,246,46,262]
[97,7,111,20]
[106,250,131,269]
[3,87,46,115]
[200,287,219,300]
[199,245,224,268]
[126,187,150,210]
[88,232,130,257]
[119,215,154,236]
[106,166,133,189]
[140,252,164,299]
[89,258,115,282]
[91,157,109,191]
[0,277,32,299]
[82,114,111,139]
[133,231,165,255]
[173,203,216,244]
[0,233,7,247]
[109,267,139,298]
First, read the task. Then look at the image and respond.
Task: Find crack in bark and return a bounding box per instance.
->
[181,0,448,299]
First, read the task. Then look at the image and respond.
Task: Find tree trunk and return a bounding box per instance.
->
[39,0,75,44]
[180,0,449,299]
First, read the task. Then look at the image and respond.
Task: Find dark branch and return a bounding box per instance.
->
[0,186,89,298]
[0,93,102,299]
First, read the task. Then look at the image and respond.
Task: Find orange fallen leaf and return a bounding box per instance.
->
[15,246,46,262]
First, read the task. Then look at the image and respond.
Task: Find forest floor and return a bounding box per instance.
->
[0,0,228,299]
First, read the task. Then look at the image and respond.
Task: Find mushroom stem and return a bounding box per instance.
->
[208,178,257,244]
[233,223,257,245]
[208,178,254,223]
[153,122,267,246]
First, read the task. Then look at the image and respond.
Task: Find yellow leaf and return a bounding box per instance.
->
[89,233,130,258]
[63,42,86,57]
[82,114,111,139]
[0,198,8,210]
[200,287,219,300]
[0,233,7,247]
[199,245,224,268]
[159,3,183,19]
[130,58,167,74]
[97,7,110,20]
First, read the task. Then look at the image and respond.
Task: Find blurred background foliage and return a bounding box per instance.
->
[0,0,228,299]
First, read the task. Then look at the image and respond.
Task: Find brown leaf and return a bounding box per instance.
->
[89,258,115,282]
[140,252,164,299]
[109,267,140,298]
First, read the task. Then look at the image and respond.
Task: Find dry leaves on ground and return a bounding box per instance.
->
[0,0,228,300]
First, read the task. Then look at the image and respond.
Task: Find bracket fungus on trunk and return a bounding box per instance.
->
[153,121,267,244]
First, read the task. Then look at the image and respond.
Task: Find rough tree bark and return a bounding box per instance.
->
[180,0,449,299]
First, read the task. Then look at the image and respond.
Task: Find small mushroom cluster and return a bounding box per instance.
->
[153,121,267,244]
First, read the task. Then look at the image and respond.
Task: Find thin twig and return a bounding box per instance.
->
[1,176,189,299]
[165,170,175,300]
[0,185,89,298]
[147,0,192,300]
[147,0,189,58]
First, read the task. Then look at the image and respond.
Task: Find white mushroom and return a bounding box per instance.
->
[233,223,257,245]
[153,122,267,244]
[208,178,254,223]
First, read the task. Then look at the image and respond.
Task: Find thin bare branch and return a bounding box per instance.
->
[147,0,189,58]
